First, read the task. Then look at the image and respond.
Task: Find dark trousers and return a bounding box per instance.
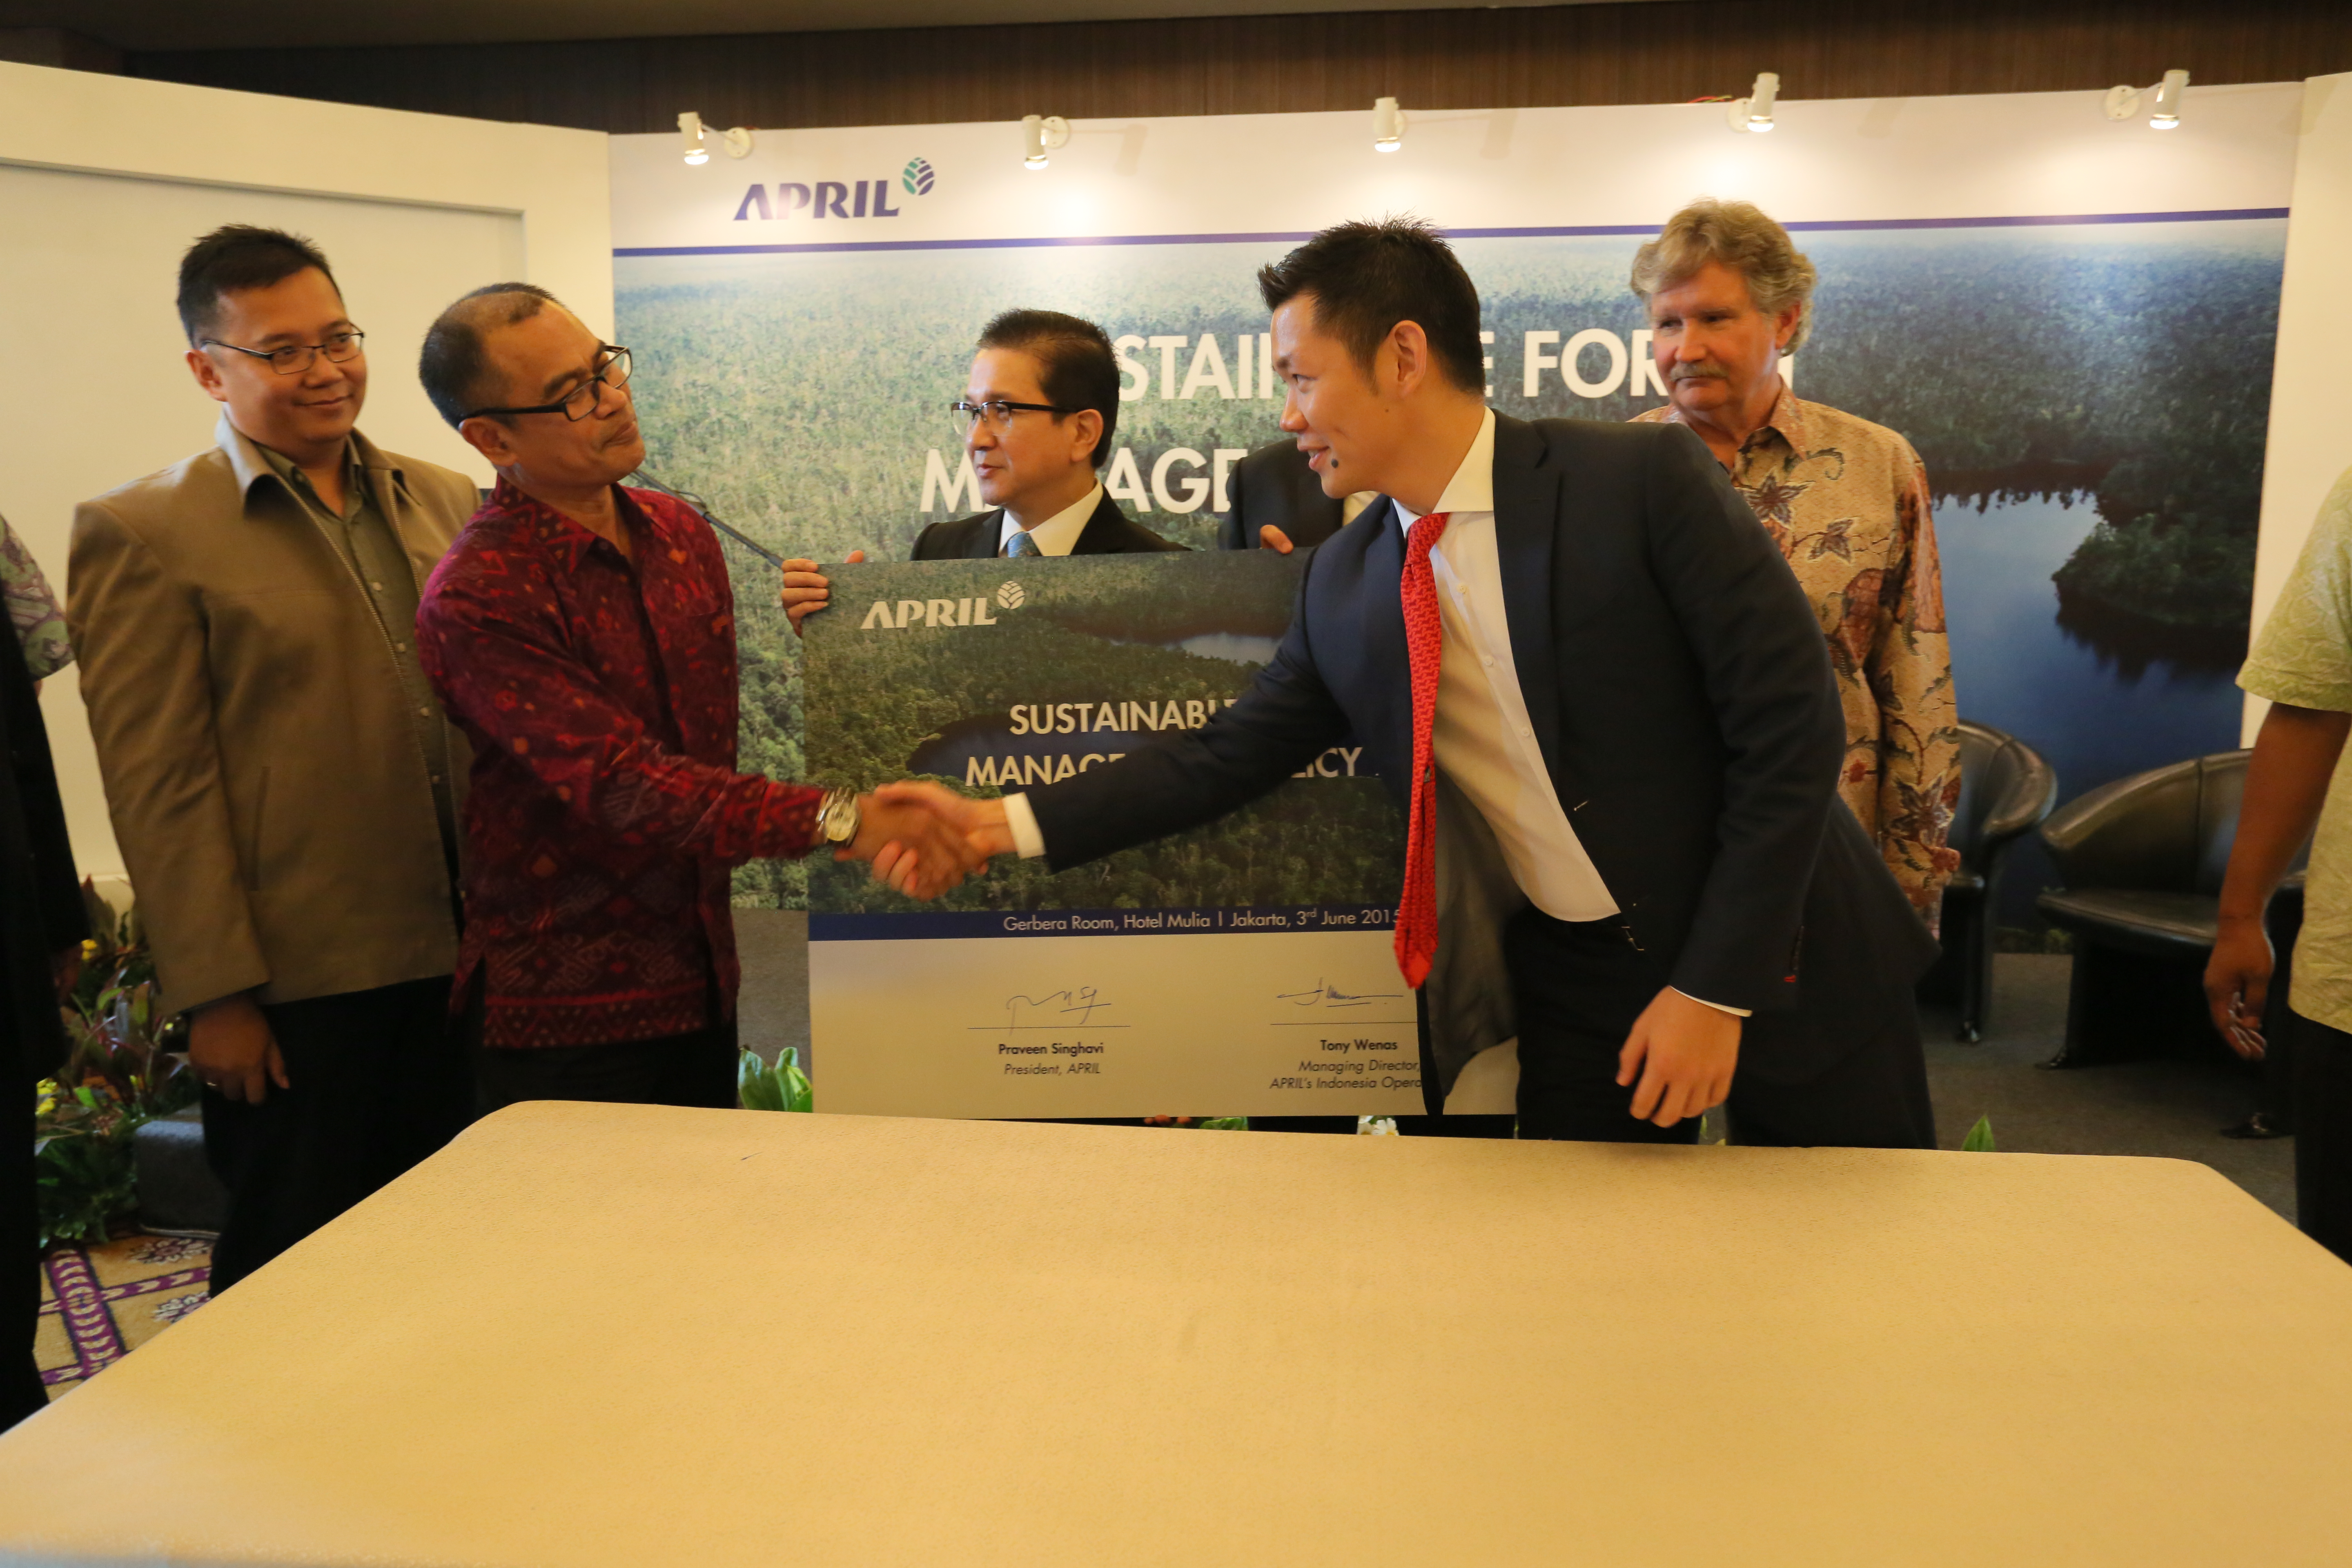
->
[201,976,469,1294]
[471,1014,740,1117]
[1510,909,1936,1149]
[4,1089,42,1430]
[2287,1012,2352,1265]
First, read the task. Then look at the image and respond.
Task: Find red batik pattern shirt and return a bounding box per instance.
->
[416,480,822,1048]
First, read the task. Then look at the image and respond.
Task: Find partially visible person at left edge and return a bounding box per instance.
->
[415,283,979,1116]
[2206,462,2352,1267]
[1,511,74,688]
[1630,198,1960,920]
[2,559,87,1430]
[69,226,478,1294]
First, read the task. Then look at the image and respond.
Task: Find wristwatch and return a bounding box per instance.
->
[816,786,862,846]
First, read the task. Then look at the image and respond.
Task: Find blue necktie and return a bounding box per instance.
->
[1004,529,1040,558]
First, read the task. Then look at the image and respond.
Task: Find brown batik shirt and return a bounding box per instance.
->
[1635,388,1961,913]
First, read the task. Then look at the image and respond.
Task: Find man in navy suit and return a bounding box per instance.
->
[1216,438,1352,553]
[890,221,1935,1144]
[783,310,1178,634]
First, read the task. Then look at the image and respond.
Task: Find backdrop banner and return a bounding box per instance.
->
[611,84,2299,933]
[803,551,1420,1117]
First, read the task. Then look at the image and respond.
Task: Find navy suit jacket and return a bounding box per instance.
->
[1025,413,1934,1100]
[1215,439,1348,553]
[913,490,1186,560]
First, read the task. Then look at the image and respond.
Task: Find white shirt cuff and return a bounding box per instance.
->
[1673,987,1752,1019]
[1000,792,1048,860]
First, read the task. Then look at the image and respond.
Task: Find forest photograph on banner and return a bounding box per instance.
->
[608,94,2289,917]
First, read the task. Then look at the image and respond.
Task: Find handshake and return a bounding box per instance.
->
[834,781,1022,899]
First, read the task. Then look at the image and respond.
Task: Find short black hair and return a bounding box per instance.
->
[1256,218,1486,394]
[418,282,564,428]
[176,225,341,345]
[975,309,1120,468]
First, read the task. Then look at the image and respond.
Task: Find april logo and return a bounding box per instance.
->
[997,581,1025,609]
[733,158,931,223]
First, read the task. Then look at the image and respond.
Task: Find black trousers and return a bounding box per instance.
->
[4,1088,42,1430]
[201,976,470,1294]
[1510,909,1936,1149]
[2287,1012,2352,1265]
[471,1015,740,1117]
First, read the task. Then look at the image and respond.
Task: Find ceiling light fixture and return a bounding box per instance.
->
[1022,115,1070,170]
[1373,96,1406,153]
[1726,72,1779,134]
[677,110,754,166]
[2104,69,2191,130]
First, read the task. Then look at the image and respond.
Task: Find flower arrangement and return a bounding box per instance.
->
[33,882,195,1247]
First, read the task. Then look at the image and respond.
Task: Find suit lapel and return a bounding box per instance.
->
[1359,497,1411,750]
[1070,492,1126,555]
[1489,415,1565,785]
[968,510,1005,559]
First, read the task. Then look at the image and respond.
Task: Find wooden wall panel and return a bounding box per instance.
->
[126,0,2352,135]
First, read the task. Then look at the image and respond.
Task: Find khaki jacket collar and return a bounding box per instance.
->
[214,411,415,516]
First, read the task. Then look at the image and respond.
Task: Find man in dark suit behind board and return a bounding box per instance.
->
[1216,438,1352,554]
[890,220,1938,1147]
[783,310,1180,633]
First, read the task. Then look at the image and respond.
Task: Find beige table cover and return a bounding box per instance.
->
[3,1104,2349,1566]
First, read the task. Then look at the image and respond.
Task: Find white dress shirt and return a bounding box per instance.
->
[1391,409,1618,924]
[997,483,1103,557]
[1000,412,1741,1013]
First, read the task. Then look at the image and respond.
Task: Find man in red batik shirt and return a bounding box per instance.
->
[415,283,975,1112]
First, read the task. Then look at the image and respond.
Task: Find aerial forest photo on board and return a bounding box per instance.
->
[800,550,1406,916]
[616,215,2284,911]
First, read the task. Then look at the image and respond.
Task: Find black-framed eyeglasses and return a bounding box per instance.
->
[950,398,1072,437]
[465,346,633,423]
[200,329,365,376]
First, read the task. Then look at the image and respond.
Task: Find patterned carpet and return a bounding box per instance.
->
[35,1232,212,1399]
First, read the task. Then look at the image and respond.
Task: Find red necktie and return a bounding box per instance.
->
[1394,511,1451,988]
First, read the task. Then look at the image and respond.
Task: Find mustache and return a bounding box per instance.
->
[1668,361,1731,383]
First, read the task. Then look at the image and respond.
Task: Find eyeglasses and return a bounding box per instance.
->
[950,398,1072,437]
[465,346,633,423]
[200,329,365,375]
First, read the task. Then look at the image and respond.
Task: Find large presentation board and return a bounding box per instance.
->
[802,551,1422,1118]
[611,85,2301,928]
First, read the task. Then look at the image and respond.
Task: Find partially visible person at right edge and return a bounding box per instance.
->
[69,226,479,1293]
[2207,464,2352,1267]
[2,562,87,1430]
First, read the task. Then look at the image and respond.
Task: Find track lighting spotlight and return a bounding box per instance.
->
[1373,96,1405,153]
[1022,115,1070,170]
[677,111,753,166]
[1726,73,1779,134]
[2104,69,2191,130]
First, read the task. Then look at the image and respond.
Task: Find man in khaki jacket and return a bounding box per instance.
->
[70,226,480,1291]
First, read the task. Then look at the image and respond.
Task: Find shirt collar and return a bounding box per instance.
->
[219,413,400,508]
[491,477,673,570]
[1656,380,1806,460]
[1391,408,1497,530]
[1000,483,1104,557]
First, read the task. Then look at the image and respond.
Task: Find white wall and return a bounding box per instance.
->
[0,61,610,879]
[2249,71,2352,742]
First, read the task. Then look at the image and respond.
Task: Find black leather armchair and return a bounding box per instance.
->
[1919,721,2058,1042]
[2036,751,2307,1067]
